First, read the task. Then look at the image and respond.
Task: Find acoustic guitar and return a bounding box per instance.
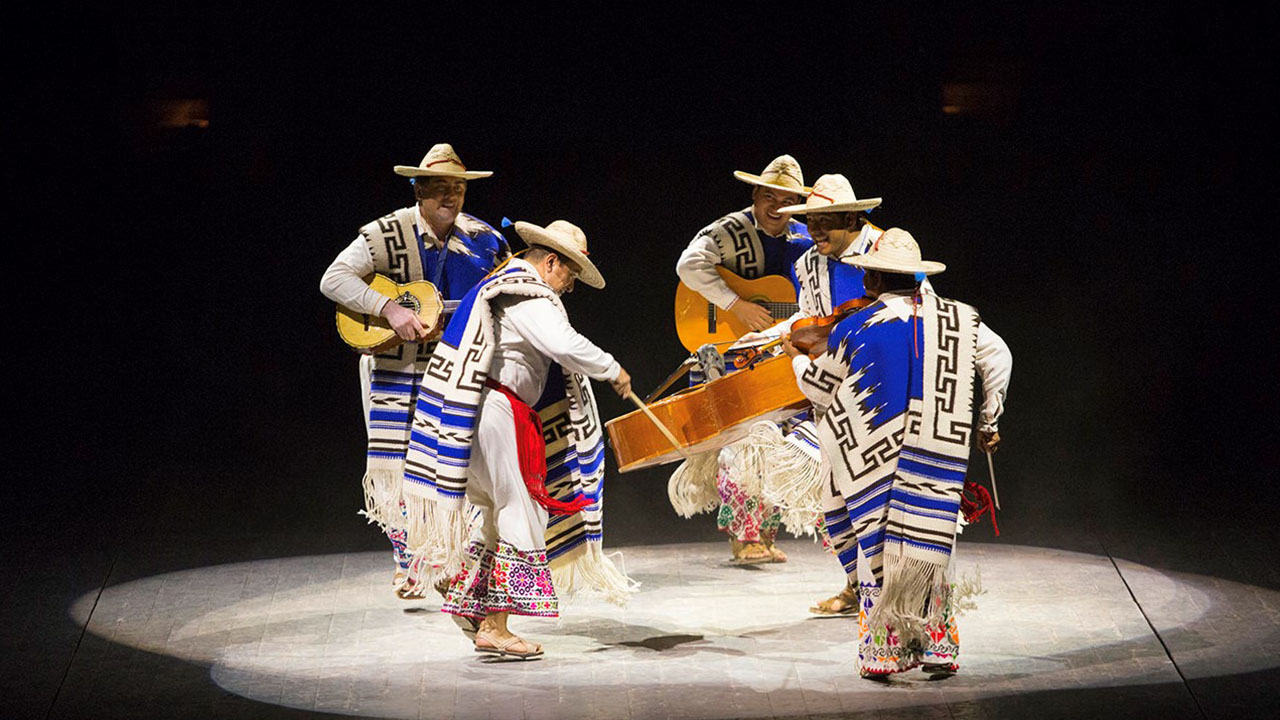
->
[674,267,798,351]
[335,274,446,353]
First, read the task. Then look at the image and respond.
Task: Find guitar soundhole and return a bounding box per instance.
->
[395,292,421,314]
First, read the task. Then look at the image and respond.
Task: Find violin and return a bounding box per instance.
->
[788,297,872,356]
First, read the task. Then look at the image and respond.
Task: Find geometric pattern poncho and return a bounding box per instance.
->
[801,292,979,641]
[400,263,635,603]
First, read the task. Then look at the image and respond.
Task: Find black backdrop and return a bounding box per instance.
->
[6,5,1277,571]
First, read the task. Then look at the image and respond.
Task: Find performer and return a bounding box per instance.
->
[670,155,813,563]
[319,143,509,597]
[401,220,635,659]
[783,228,1011,679]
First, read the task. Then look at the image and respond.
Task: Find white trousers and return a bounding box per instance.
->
[466,389,549,552]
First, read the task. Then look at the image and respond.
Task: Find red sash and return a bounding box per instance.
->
[485,377,593,516]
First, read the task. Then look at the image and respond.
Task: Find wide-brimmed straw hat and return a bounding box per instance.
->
[779,173,881,214]
[733,154,810,197]
[393,143,493,180]
[842,227,946,276]
[513,219,605,289]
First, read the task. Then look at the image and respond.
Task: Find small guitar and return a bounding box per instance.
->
[336,274,451,353]
[673,266,799,351]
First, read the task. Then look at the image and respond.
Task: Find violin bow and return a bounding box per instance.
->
[985,450,1000,510]
[625,391,691,460]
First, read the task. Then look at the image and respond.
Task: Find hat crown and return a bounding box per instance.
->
[419,143,467,172]
[543,220,589,253]
[806,174,860,209]
[759,154,805,191]
[869,228,923,263]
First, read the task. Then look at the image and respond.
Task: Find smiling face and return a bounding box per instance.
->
[751,186,802,237]
[414,177,467,234]
[807,211,861,257]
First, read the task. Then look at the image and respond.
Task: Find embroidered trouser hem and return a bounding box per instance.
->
[856,582,960,676]
[442,541,559,618]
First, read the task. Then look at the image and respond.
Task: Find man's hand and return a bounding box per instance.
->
[977,430,1001,454]
[780,335,802,358]
[382,300,427,341]
[610,367,632,399]
[729,298,774,332]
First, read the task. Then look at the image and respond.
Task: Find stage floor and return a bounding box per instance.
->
[46,539,1280,719]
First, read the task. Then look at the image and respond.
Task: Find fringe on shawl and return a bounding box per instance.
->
[667,450,720,517]
[736,422,825,538]
[864,556,987,646]
[402,492,471,590]
[359,468,404,531]
[550,541,640,607]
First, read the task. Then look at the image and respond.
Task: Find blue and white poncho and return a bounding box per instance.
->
[799,292,980,640]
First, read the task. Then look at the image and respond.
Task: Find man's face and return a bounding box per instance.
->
[752,187,802,236]
[416,177,467,229]
[543,254,579,295]
[807,212,857,256]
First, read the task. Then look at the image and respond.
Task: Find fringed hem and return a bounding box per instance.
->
[360,468,404,531]
[403,494,470,589]
[867,554,951,646]
[550,542,640,607]
[949,566,985,616]
[740,423,824,538]
[667,450,719,518]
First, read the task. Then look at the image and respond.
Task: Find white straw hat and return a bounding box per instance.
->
[513,220,605,289]
[393,143,493,179]
[733,154,810,196]
[842,227,946,276]
[778,173,881,214]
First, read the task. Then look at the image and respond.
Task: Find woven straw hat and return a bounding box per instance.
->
[778,173,881,214]
[733,154,810,197]
[393,143,493,179]
[842,227,945,276]
[513,220,605,289]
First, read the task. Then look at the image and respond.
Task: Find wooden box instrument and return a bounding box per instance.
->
[605,354,809,473]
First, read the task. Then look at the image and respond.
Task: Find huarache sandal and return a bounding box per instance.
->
[764,542,788,563]
[809,585,858,616]
[474,630,544,660]
[730,539,772,564]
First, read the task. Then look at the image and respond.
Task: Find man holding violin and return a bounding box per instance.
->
[320,144,510,598]
[782,228,1011,679]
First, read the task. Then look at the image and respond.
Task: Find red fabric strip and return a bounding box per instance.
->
[485,377,592,516]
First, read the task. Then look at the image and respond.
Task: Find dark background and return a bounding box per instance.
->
[5,0,1277,616]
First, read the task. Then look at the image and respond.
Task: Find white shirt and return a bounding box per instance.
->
[488,259,621,406]
[675,207,788,310]
[790,291,1012,431]
[318,206,453,316]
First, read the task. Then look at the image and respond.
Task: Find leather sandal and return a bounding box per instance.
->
[730,539,772,564]
[449,614,481,640]
[474,629,544,660]
[764,541,788,563]
[809,585,858,616]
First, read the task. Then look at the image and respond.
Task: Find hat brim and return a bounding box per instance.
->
[393,165,493,180]
[513,222,606,289]
[732,171,811,197]
[779,197,882,214]
[841,254,946,276]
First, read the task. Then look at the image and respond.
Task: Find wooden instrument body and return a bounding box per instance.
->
[674,267,798,351]
[335,274,444,353]
[789,297,873,356]
[606,354,809,472]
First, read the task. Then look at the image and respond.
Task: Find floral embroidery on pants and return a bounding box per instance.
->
[443,541,558,619]
[856,583,960,676]
[715,463,781,543]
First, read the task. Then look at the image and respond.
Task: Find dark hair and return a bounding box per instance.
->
[866,269,920,293]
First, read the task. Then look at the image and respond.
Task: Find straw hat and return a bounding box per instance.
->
[733,155,810,197]
[842,227,945,276]
[393,143,493,179]
[513,220,605,289]
[778,174,881,214]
